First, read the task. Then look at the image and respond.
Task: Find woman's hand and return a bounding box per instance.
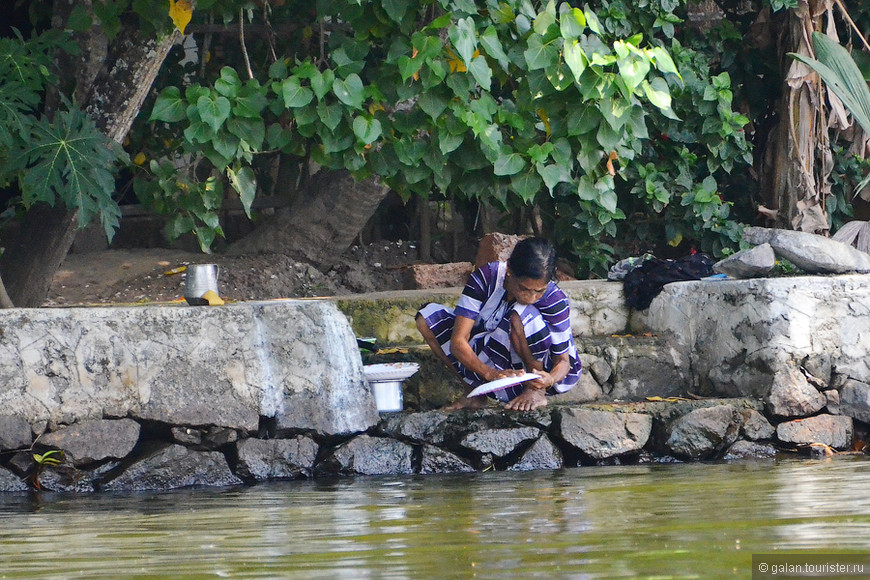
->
[525,369,555,391]
[484,367,526,383]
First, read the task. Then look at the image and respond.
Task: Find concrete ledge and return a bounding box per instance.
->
[634,275,870,396]
[335,280,628,345]
[0,300,377,436]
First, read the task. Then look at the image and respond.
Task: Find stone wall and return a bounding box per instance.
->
[0,275,867,493]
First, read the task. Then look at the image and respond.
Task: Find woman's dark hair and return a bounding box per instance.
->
[508,237,557,280]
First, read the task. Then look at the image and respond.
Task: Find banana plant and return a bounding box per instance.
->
[790,32,870,192]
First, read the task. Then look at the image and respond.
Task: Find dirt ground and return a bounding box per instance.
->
[46,240,422,306]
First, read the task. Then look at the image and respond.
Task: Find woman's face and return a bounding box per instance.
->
[504,270,549,305]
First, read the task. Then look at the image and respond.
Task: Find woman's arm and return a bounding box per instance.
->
[509,311,569,390]
[450,315,524,383]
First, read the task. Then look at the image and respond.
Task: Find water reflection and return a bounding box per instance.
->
[774,457,870,550]
[0,458,868,577]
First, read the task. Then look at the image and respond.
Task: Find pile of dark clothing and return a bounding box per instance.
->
[609,253,714,310]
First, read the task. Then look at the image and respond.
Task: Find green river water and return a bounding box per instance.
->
[2,456,869,578]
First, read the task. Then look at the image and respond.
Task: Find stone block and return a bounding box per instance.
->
[459,427,541,458]
[740,409,775,440]
[764,366,826,418]
[743,227,870,274]
[0,416,32,451]
[839,379,870,423]
[318,434,414,476]
[419,445,474,474]
[714,243,775,278]
[508,435,563,471]
[475,233,528,267]
[102,444,242,491]
[577,335,688,400]
[38,418,140,466]
[723,440,777,459]
[665,404,741,459]
[555,407,652,459]
[402,262,473,289]
[635,274,870,398]
[235,436,318,480]
[776,414,853,450]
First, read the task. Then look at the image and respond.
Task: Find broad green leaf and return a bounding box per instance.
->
[577,176,597,200]
[599,187,618,212]
[560,7,586,39]
[195,226,216,253]
[546,61,573,91]
[166,213,195,240]
[564,40,587,82]
[266,123,293,150]
[333,73,365,109]
[227,117,265,150]
[281,77,314,108]
[311,69,335,101]
[596,117,621,151]
[537,163,569,193]
[493,152,526,176]
[321,127,354,154]
[449,17,478,68]
[451,0,479,15]
[650,46,680,78]
[425,13,452,29]
[398,55,423,82]
[618,53,650,90]
[197,95,231,133]
[438,127,464,154]
[418,91,448,120]
[233,84,268,118]
[381,0,407,22]
[227,165,257,219]
[16,107,125,241]
[184,121,214,144]
[524,35,558,70]
[480,26,510,70]
[317,101,343,131]
[353,115,382,144]
[468,56,492,90]
[584,8,602,35]
[567,105,600,135]
[211,131,239,161]
[533,7,556,35]
[642,77,678,119]
[511,171,542,202]
[149,86,187,122]
[215,67,242,98]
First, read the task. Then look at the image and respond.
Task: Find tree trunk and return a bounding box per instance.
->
[0,4,179,307]
[758,0,835,234]
[227,169,391,270]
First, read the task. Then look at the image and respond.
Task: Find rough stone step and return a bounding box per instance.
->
[364,332,691,411]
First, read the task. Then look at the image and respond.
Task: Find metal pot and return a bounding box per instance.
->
[184,264,220,305]
[370,380,403,412]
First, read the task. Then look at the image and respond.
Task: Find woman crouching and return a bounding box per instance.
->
[416,237,582,411]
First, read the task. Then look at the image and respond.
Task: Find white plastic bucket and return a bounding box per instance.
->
[370,380,403,412]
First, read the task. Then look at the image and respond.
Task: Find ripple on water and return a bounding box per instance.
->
[0,457,868,577]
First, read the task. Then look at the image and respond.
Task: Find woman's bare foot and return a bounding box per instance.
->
[442,395,490,411]
[505,387,547,411]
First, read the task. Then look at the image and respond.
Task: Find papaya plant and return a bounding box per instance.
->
[0,29,128,240]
